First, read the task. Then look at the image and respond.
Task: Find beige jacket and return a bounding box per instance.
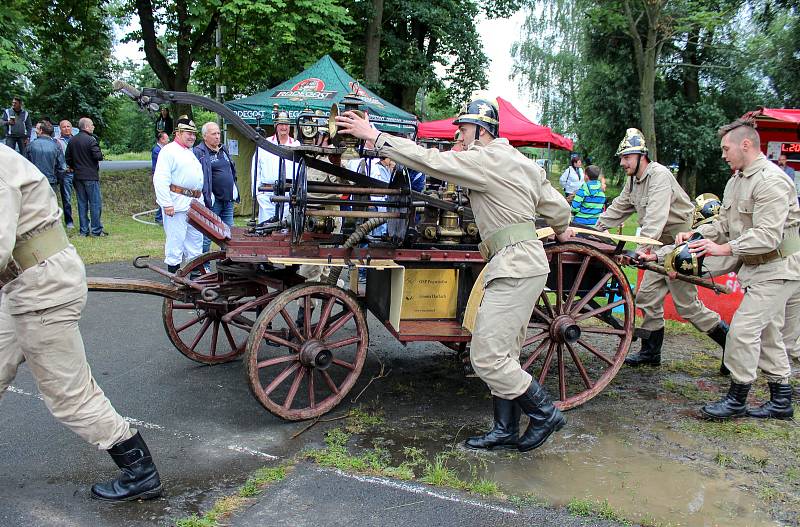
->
[0,144,86,314]
[696,154,800,288]
[598,161,693,251]
[375,135,571,283]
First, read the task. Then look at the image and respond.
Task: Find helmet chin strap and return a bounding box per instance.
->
[474,126,481,142]
[629,153,644,191]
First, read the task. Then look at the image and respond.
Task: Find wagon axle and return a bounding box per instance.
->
[551,315,581,344]
[299,340,333,370]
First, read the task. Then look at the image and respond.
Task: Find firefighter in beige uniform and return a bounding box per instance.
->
[596,128,727,367]
[0,144,162,501]
[337,98,574,452]
[676,120,800,420]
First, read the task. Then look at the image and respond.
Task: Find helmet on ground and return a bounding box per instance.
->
[452,97,499,138]
[664,233,704,277]
[692,193,721,228]
[616,128,648,156]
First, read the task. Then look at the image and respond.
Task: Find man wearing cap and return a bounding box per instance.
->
[337,97,574,453]
[252,109,299,223]
[595,128,728,369]
[0,144,163,501]
[153,116,204,274]
[673,120,800,420]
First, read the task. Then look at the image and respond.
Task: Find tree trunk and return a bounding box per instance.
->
[364,0,384,86]
[639,19,659,162]
[400,85,418,113]
[678,27,701,196]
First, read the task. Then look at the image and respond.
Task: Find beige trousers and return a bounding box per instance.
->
[636,269,721,332]
[470,275,547,399]
[0,294,132,450]
[725,279,800,384]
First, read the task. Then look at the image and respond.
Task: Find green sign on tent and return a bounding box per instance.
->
[224,55,417,133]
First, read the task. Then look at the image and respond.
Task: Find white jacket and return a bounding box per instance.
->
[252,135,300,223]
[153,141,204,212]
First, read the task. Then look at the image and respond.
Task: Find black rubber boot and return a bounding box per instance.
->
[465,396,521,450]
[167,264,179,274]
[746,382,794,419]
[91,431,163,502]
[625,328,664,367]
[700,381,751,420]
[514,381,566,452]
[707,320,730,376]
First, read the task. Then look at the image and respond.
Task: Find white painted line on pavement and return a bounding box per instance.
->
[330,469,520,515]
[226,445,279,459]
[7,386,280,460]
[6,386,43,400]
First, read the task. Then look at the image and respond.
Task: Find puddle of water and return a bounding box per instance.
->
[364,417,781,527]
[483,429,777,527]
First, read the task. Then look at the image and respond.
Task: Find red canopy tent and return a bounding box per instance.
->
[740,107,800,170]
[418,97,574,151]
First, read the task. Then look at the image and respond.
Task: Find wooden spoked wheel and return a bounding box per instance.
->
[521,242,633,410]
[163,251,282,364]
[245,283,369,421]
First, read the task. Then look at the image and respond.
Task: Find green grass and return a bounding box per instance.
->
[661,378,718,402]
[662,352,720,376]
[713,451,734,467]
[104,151,150,161]
[566,497,631,525]
[304,428,417,480]
[344,407,386,434]
[681,419,796,442]
[174,464,290,527]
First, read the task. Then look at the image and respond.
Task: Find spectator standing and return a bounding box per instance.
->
[155,107,173,138]
[2,97,33,155]
[195,121,239,256]
[152,131,170,224]
[559,155,584,200]
[777,154,799,204]
[153,116,204,274]
[570,164,606,226]
[252,109,299,223]
[26,121,65,194]
[54,120,76,229]
[66,117,106,237]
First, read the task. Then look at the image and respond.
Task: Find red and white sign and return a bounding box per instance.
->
[272,77,336,101]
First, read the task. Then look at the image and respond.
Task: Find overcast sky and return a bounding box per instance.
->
[113,12,539,121]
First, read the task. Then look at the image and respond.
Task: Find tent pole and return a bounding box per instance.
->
[547,142,551,180]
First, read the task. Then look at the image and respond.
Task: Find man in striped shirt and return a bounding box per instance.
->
[570,164,605,226]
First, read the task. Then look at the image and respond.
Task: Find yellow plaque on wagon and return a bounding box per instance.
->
[400,269,459,319]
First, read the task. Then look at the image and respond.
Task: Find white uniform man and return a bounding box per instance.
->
[153,116,204,273]
[252,109,299,223]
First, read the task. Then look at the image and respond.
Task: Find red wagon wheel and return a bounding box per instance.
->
[520,242,633,410]
[245,283,369,421]
[163,251,282,364]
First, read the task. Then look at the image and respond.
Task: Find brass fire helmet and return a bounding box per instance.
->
[664,232,705,276]
[692,193,721,228]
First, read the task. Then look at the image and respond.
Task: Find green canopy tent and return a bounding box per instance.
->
[225,54,417,132]
[223,55,417,216]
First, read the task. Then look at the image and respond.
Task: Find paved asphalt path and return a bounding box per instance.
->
[100,160,150,171]
[0,261,621,527]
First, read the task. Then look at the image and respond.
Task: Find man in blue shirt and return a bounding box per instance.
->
[777,154,798,204]
[55,120,77,229]
[26,121,65,194]
[152,132,170,224]
[194,122,238,257]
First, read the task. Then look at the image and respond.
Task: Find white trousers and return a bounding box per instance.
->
[163,210,203,266]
